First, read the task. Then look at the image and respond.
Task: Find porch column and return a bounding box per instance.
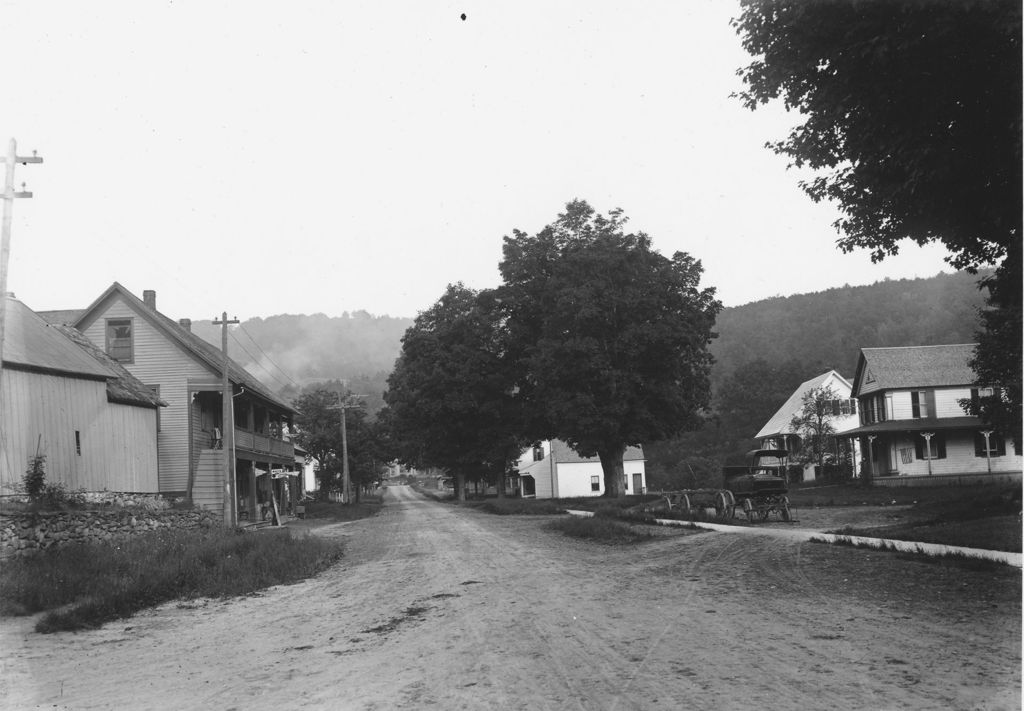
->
[867,435,877,479]
[248,459,257,523]
[921,432,935,476]
[981,430,993,474]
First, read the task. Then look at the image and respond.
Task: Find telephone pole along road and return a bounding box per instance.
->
[1,485,1019,710]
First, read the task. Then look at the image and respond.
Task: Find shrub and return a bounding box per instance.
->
[23,453,46,500]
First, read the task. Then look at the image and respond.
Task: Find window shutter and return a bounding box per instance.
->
[974,432,985,457]
[996,434,1007,457]
[936,434,946,460]
[914,438,923,460]
[970,388,979,407]
[831,400,841,416]
[850,400,857,415]
[911,391,920,418]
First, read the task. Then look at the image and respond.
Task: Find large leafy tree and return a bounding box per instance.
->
[498,200,722,497]
[293,387,382,499]
[733,1,1022,444]
[383,284,525,501]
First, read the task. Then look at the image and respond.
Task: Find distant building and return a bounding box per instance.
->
[755,370,861,481]
[512,440,646,498]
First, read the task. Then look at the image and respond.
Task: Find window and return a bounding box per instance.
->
[590,475,600,492]
[623,475,629,490]
[911,391,929,419]
[532,445,544,462]
[974,432,1007,458]
[914,433,946,460]
[863,394,887,424]
[105,318,134,362]
[75,430,81,456]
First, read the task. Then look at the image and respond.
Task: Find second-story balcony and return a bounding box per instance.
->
[234,428,294,461]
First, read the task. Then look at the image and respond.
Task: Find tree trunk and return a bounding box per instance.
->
[598,445,627,498]
[455,473,466,502]
[496,472,505,498]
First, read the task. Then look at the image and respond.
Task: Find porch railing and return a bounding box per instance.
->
[234,428,294,459]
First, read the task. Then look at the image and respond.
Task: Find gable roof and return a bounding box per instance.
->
[852,344,977,397]
[550,439,645,463]
[1,297,114,380]
[755,370,852,439]
[55,325,167,408]
[73,282,293,413]
[36,309,85,326]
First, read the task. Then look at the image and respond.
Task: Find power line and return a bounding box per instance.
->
[236,322,300,389]
[227,330,293,391]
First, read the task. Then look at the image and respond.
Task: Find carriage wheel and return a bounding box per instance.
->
[715,492,733,520]
[742,498,756,523]
[679,494,692,517]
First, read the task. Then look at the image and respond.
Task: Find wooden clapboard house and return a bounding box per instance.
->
[844,344,1022,485]
[45,283,301,523]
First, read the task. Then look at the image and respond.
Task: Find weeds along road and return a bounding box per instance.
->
[1,484,1020,710]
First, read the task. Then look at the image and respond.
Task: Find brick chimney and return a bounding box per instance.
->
[143,290,156,310]
[178,318,192,332]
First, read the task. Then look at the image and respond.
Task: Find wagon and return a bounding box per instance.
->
[723,449,792,522]
[639,449,792,523]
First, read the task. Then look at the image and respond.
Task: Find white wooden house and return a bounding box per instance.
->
[755,370,861,481]
[1,297,164,494]
[47,283,301,523]
[844,344,1022,486]
[513,440,646,498]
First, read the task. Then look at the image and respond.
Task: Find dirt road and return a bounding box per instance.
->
[1,485,1020,710]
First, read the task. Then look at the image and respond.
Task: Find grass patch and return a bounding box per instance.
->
[0,527,344,633]
[828,514,1021,553]
[812,535,1011,571]
[545,515,654,544]
[475,498,566,516]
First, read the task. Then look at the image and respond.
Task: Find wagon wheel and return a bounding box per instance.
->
[714,492,733,521]
[743,498,756,523]
[678,493,692,517]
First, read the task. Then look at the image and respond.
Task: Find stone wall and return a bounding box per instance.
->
[0,508,221,558]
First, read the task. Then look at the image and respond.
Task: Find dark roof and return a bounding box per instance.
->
[55,325,166,408]
[36,309,85,325]
[842,416,983,436]
[74,283,293,413]
[853,344,977,397]
[550,440,645,463]
[2,298,113,380]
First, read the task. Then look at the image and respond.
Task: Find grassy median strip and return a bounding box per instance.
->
[545,515,654,544]
[0,527,344,633]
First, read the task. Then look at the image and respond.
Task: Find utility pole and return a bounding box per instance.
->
[214,312,240,525]
[0,139,43,429]
[329,391,365,504]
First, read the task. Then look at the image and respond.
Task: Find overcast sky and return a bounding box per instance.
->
[2,1,955,321]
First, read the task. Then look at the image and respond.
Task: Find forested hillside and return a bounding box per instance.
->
[709,270,986,390]
[191,271,988,476]
[191,311,413,415]
[647,269,990,488]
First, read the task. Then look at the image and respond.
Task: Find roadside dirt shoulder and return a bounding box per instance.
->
[1,486,1019,710]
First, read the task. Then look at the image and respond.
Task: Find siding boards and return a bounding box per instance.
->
[81,299,217,493]
[1,368,159,493]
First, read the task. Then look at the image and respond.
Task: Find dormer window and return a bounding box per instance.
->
[105,318,133,363]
